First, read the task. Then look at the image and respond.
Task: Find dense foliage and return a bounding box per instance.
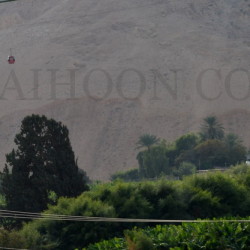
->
[136,134,160,151]
[200,116,225,140]
[137,142,170,178]
[13,165,250,249]
[1,115,89,216]
[111,169,139,182]
[113,130,246,181]
[86,220,250,249]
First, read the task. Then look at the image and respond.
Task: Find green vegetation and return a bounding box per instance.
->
[136,134,160,152]
[86,220,250,249]
[111,168,139,181]
[0,166,249,249]
[174,161,196,179]
[0,229,25,249]
[113,116,246,181]
[200,115,225,140]
[1,115,89,227]
[7,165,250,249]
[137,141,170,179]
[0,115,248,249]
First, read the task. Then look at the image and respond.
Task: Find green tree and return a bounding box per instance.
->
[137,145,170,178]
[223,133,246,165]
[200,116,224,140]
[224,133,242,148]
[194,139,228,169]
[136,134,160,152]
[174,133,200,166]
[175,133,200,153]
[1,115,88,215]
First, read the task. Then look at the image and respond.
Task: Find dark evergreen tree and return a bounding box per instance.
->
[1,114,89,214]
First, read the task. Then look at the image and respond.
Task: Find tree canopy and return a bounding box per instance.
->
[1,114,89,214]
[200,116,225,140]
[136,134,160,151]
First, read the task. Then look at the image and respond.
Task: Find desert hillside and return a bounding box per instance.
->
[0,0,249,179]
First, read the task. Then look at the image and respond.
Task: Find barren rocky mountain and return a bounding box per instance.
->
[0,0,249,180]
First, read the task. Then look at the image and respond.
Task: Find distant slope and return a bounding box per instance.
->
[0,0,249,179]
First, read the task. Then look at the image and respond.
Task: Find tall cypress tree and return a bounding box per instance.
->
[1,114,89,213]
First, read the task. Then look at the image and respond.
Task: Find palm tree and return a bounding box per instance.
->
[200,116,224,140]
[136,134,160,151]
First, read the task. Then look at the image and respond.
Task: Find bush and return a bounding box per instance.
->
[21,196,117,249]
[0,229,25,249]
[111,169,139,182]
[125,230,154,250]
[15,171,250,249]
[174,162,197,179]
[184,173,250,217]
[86,219,250,249]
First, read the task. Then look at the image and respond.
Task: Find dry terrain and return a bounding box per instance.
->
[0,0,249,179]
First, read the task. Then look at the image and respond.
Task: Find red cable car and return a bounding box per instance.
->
[7,48,15,64]
[8,55,15,64]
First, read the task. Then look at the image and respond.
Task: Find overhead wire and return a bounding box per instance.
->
[0,0,16,3]
[1,209,250,223]
[0,247,28,250]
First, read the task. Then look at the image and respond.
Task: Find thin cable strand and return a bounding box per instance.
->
[1,209,250,223]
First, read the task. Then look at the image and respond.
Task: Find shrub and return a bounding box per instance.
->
[86,220,250,249]
[16,171,250,249]
[0,229,25,249]
[174,162,197,179]
[111,169,139,182]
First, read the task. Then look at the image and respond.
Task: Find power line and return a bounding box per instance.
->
[0,0,16,3]
[1,209,250,223]
[0,247,28,250]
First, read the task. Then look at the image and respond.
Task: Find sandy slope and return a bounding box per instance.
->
[0,0,249,179]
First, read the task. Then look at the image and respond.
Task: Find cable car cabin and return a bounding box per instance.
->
[8,56,15,64]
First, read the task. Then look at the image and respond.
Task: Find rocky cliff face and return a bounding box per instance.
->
[0,0,249,179]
